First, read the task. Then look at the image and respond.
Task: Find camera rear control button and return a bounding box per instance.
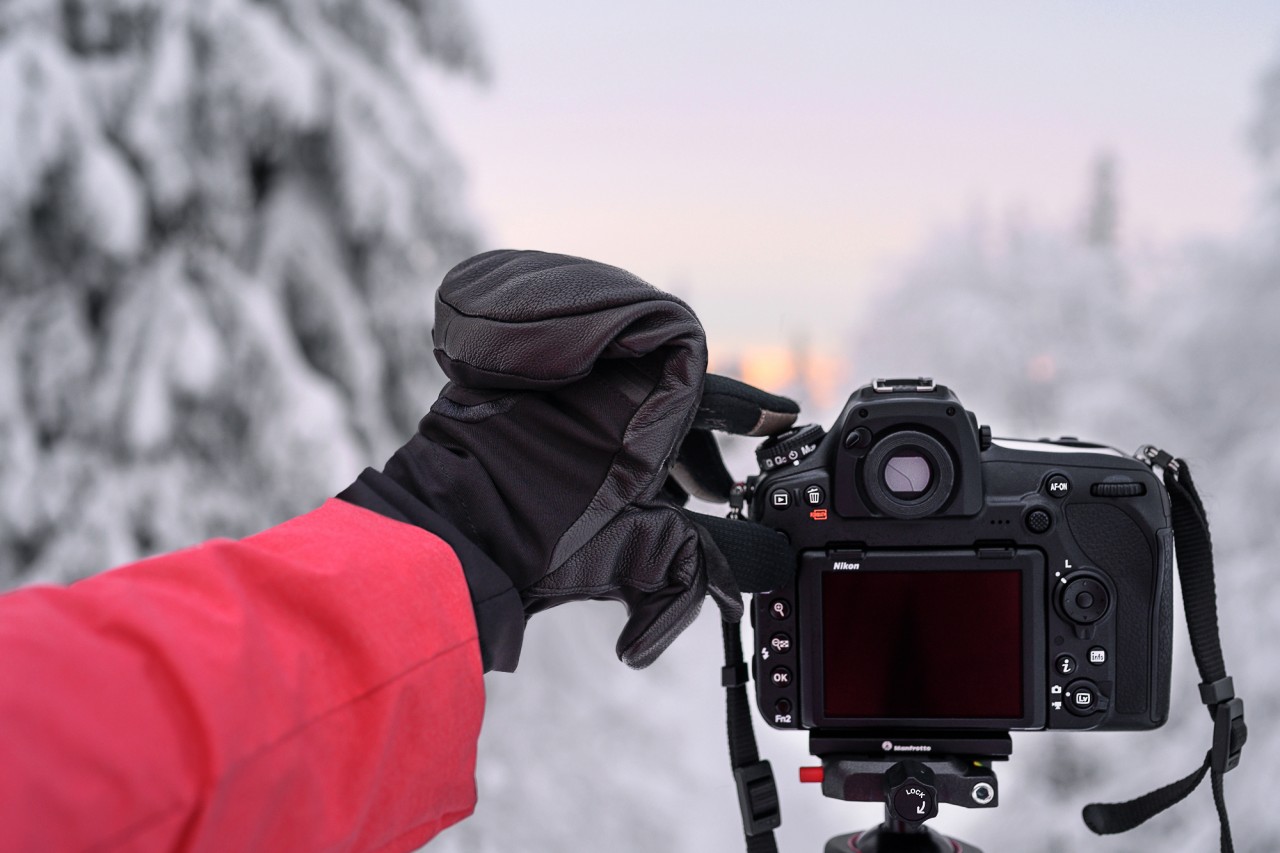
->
[1046,474,1071,498]
[1055,655,1077,676]
[770,666,793,687]
[774,698,792,715]
[768,599,791,620]
[1088,647,1107,665]
[804,485,825,506]
[843,427,872,450]
[769,489,792,509]
[1065,680,1105,715]
[1025,508,1052,534]
[769,633,792,654]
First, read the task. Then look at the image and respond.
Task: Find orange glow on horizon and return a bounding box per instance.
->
[709,345,849,410]
[738,347,796,393]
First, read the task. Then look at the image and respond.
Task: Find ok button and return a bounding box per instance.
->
[770,666,793,687]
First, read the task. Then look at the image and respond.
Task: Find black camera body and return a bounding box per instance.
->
[750,379,1174,737]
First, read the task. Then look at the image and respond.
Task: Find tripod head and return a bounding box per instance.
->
[803,733,1010,853]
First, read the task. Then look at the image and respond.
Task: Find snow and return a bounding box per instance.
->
[0,0,481,583]
[1,3,1277,852]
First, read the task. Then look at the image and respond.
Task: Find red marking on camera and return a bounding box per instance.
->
[809,509,828,521]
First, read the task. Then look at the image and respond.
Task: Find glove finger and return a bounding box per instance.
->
[614,568,708,669]
[668,428,735,502]
[686,516,745,621]
[673,373,801,502]
[523,505,719,669]
[684,510,794,593]
[694,373,799,437]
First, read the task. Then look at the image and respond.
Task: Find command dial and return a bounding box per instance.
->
[756,424,825,471]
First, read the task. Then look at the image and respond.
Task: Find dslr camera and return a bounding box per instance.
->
[750,378,1173,737]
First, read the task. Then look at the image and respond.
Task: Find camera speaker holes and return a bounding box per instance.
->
[988,519,1011,526]
[971,782,995,805]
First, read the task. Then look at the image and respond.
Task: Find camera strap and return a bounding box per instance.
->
[720,479,782,852]
[1082,449,1247,852]
[722,619,782,853]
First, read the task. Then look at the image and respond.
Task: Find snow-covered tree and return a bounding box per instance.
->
[851,207,1138,438]
[1083,151,1120,248]
[0,0,483,586]
[846,56,1280,853]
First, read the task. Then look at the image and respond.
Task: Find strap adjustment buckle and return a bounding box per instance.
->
[1198,676,1234,706]
[1201,677,1245,775]
[1210,696,1246,775]
[722,662,749,688]
[733,760,782,836]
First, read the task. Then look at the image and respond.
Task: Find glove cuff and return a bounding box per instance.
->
[338,468,525,672]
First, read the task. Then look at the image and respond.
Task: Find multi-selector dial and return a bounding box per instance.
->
[1059,574,1111,625]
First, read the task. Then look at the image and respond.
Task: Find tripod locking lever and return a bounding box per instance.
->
[885,761,938,824]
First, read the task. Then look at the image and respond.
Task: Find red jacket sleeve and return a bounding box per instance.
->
[0,498,484,852]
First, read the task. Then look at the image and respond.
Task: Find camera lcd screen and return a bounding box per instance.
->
[822,569,1023,720]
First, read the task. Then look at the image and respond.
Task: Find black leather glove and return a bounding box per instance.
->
[340,250,798,671]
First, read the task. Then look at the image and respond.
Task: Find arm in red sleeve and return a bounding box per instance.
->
[0,498,484,853]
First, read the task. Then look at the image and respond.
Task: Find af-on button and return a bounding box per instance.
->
[1045,474,1071,498]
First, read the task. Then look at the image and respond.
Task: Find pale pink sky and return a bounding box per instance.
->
[426,2,1279,355]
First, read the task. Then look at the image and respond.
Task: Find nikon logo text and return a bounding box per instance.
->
[833,561,861,571]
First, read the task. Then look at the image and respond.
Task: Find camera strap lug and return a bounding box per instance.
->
[727,477,758,521]
[1084,450,1246,852]
[1137,444,1180,475]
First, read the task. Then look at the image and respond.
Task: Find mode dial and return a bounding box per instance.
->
[756,425,825,472]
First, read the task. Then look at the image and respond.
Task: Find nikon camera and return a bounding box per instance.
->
[750,379,1173,735]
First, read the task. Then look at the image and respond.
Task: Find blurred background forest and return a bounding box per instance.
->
[0,2,1276,851]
